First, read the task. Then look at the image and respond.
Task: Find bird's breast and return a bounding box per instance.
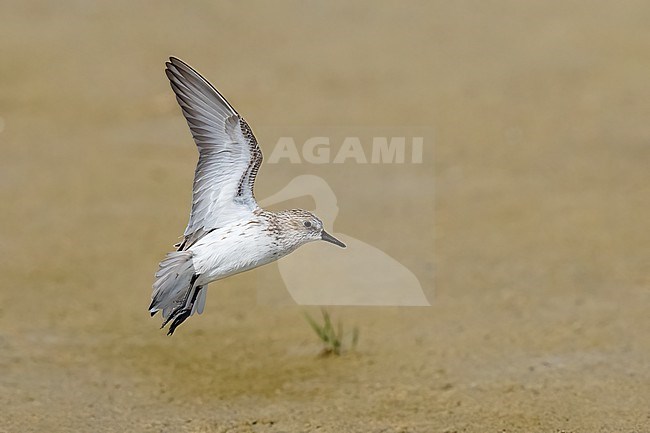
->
[189,220,285,283]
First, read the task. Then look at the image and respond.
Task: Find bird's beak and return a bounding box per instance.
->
[321,230,346,248]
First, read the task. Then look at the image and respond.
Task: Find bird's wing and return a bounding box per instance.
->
[165,57,263,250]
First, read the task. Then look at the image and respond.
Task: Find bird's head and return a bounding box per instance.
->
[281,209,346,249]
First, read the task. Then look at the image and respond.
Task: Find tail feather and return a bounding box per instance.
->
[150,251,194,312]
[150,252,205,334]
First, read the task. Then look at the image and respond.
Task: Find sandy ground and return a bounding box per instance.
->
[1,1,650,432]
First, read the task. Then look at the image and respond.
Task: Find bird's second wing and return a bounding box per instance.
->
[165,57,263,250]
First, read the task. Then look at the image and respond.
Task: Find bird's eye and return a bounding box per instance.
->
[303,221,312,228]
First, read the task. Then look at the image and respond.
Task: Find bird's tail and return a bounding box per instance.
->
[149,251,206,335]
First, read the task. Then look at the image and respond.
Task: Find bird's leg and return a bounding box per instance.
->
[160,274,199,330]
[166,285,203,336]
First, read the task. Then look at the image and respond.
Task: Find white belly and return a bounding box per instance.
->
[188,220,285,285]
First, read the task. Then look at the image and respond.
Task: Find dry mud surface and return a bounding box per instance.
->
[1,1,649,432]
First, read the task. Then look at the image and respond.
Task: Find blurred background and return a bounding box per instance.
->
[1,1,649,431]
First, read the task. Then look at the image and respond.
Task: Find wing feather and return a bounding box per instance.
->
[165,57,263,250]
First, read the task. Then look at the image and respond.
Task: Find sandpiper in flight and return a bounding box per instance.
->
[149,57,346,335]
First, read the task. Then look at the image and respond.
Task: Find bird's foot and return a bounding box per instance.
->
[165,309,191,336]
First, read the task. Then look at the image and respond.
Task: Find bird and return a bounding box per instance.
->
[149,57,346,335]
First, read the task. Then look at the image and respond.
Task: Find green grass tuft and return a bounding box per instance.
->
[304,309,359,356]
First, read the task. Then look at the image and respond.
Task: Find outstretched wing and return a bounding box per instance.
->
[165,57,263,250]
